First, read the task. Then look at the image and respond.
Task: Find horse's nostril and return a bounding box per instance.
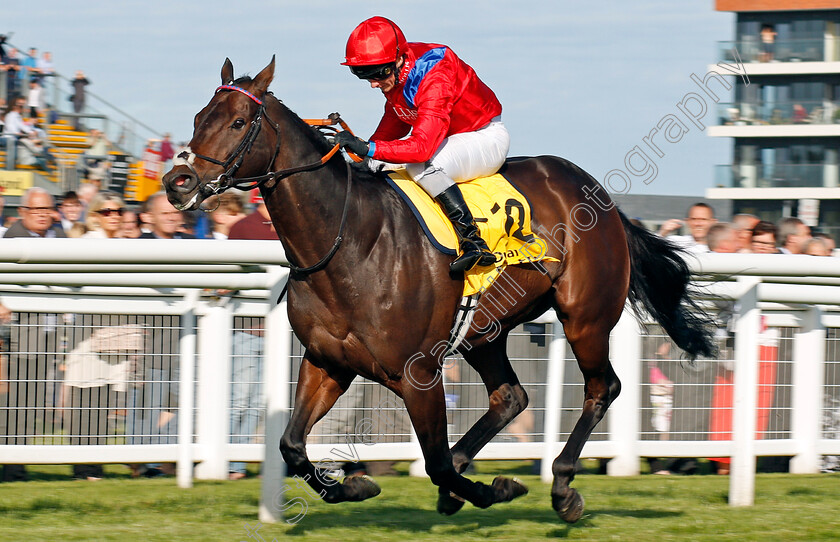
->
[166,172,198,194]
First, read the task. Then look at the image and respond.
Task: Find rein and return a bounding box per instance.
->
[179,84,357,279]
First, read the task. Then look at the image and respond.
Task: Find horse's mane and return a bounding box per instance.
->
[230,75,336,158]
[231,76,405,208]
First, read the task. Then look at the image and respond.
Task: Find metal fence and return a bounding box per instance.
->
[1,240,840,519]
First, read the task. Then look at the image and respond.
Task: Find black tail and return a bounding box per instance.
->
[618,210,716,360]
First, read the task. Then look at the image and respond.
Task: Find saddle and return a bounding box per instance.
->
[384,169,559,297]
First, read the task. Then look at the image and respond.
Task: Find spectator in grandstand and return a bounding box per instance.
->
[731,214,759,253]
[81,129,111,183]
[657,203,716,253]
[36,51,54,79]
[21,48,38,81]
[75,182,99,221]
[643,333,712,476]
[1,47,21,98]
[706,222,738,253]
[136,198,154,235]
[3,187,66,238]
[208,193,246,240]
[228,318,265,480]
[760,24,777,62]
[177,210,207,238]
[3,95,53,170]
[750,220,779,254]
[792,103,808,124]
[58,191,84,231]
[228,198,277,240]
[704,221,749,474]
[30,118,56,166]
[121,209,142,239]
[159,133,175,171]
[803,237,832,256]
[70,70,90,131]
[125,311,179,478]
[25,79,43,120]
[777,217,811,254]
[814,232,836,254]
[82,192,126,239]
[139,192,194,239]
[64,322,143,481]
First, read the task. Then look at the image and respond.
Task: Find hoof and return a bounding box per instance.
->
[437,490,466,515]
[492,476,529,503]
[552,488,585,523]
[342,474,381,502]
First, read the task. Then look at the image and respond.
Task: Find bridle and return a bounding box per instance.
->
[189,85,280,195]
[174,83,352,278]
[173,84,344,204]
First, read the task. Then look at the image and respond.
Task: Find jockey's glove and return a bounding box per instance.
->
[335,131,370,157]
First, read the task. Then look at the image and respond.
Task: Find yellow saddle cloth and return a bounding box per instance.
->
[385,170,559,297]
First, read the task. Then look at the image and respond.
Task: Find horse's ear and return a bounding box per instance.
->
[252,55,275,97]
[221,58,234,85]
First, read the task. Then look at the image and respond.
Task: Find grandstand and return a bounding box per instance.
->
[0,42,164,209]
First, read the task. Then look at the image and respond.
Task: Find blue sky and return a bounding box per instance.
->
[4,1,733,196]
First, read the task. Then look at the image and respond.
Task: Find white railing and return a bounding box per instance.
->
[0,241,839,520]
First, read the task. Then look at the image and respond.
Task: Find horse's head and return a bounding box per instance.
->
[163,57,277,211]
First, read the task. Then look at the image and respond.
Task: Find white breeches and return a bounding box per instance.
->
[374,116,510,198]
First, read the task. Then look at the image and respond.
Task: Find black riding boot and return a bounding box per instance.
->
[435,184,497,273]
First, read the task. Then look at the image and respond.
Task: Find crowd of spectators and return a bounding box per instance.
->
[657,203,836,257]
[0,185,255,241]
[1,43,85,173]
[0,186,267,482]
[652,202,838,476]
[0,43,54,101]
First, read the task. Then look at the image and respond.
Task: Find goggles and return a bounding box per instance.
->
[350,63,396,81]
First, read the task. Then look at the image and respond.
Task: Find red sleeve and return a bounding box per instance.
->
[370,103,411,143]
[371,70,455,164]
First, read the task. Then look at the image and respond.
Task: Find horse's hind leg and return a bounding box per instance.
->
[437,339,529,514]
[401,361,528,512]
[279,353,381,504]
[551,324,620,523]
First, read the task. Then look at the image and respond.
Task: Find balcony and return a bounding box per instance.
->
[718,38,829,64]
[709,100,840,137]
[715,163,838,188]
[718,100,839,126]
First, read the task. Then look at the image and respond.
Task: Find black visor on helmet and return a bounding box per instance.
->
[350,63,396,81]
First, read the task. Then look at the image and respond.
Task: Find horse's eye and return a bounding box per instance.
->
[232,118,246,129]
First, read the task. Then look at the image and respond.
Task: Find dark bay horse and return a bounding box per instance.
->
[163,57,715,522]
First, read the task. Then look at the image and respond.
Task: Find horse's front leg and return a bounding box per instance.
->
[279,353,381,504]
[401,362,527,512]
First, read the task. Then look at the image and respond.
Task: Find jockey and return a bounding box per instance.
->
[336,16,510,273]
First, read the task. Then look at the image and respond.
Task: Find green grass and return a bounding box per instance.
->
[1,462,839,541]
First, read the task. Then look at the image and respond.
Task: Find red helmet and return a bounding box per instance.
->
[341,16,407,66]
